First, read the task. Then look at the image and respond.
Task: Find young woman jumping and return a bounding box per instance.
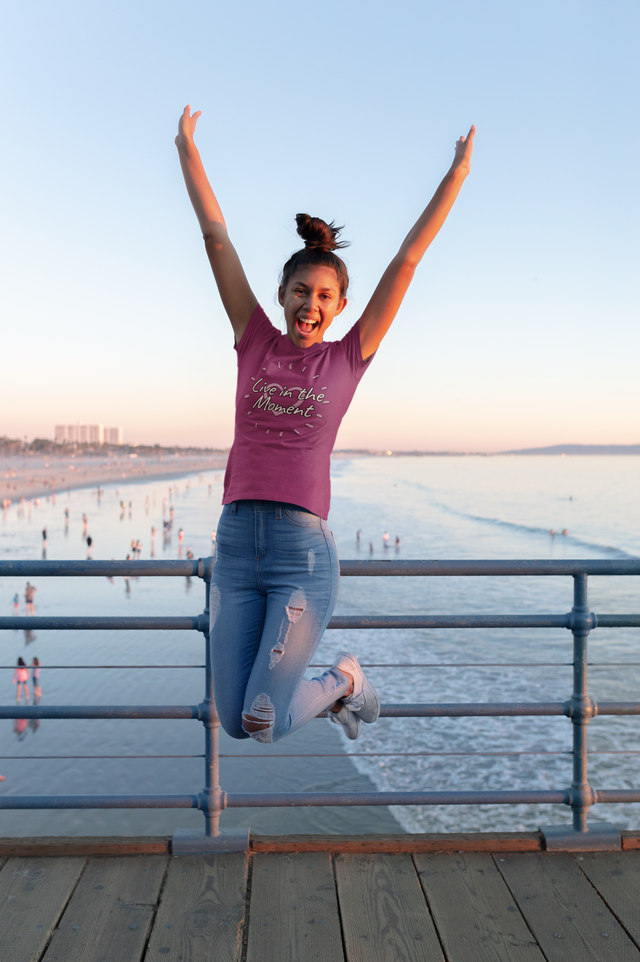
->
[176,107,474,743]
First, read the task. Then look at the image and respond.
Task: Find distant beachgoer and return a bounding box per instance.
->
[25,582,37,615]
[383,531,390,548]
[86,535,93,559]
[12,593,19,614]
[178,528,184,544]
[64,507,69,521]
[176,104,474,743]
[13,657,29,704]
[369,542,374,555]
[395,535,401,547]
[186,547,194,560]
[42,527,48,548]
[31,658,41,700]
[356,529,361,543]
[562,529,568,536]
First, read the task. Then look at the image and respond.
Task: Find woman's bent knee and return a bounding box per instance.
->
[242,692,276,744]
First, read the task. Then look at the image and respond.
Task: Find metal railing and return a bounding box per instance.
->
[1,557,640,851]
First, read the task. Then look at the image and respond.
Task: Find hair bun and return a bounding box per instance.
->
[295,214,349,251]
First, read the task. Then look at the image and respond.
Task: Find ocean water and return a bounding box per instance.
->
[1,455,639,836]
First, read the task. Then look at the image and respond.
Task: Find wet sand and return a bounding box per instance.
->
[1,453,228,503]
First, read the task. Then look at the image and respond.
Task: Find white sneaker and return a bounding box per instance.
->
[329,704,362,740]
[332,652,381,724]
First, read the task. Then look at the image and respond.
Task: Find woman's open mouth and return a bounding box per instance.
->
[296,317,319,337]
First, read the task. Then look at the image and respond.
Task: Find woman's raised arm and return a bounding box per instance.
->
[175,106,257,342]
[358,126,475,360]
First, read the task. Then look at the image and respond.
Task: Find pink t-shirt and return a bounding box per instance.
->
[223,304,374,519]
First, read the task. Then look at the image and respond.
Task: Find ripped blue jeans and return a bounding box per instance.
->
[209,500,349,743]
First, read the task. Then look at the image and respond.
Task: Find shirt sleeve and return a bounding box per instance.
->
[234,304,279,359]
[339,319,375,378]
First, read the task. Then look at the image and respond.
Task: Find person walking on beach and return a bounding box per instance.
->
[24,582,37,615]
[12,593,19,615]
[176,105,474,742]
[13,657,29,704]
[31,658,41,701]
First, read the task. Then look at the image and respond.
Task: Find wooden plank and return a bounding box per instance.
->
[336,853,443,962]
[0,856,86,962]
[42,855,167,962]
[251,833,541,854]
[494,852,640,961]
[622,833,640,850]
[574,852,640,948]
[414,852,544,962]
[0,833,542,857]
[145,854,247,962]
[0,836,169,857]
[247,853,344,962]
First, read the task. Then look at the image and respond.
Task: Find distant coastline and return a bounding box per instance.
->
[333,444,640,457]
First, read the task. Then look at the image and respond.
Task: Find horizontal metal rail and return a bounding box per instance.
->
[1,701,639,720]
[0,616,206,631]
[1,556,640,842]
[0,706,201,719]
[3,558,640,577]
[3,613,640,631]
[0,795,200,810]
[1,788,640,811]
[0,612,640,633]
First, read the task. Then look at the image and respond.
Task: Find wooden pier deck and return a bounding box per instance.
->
[2,833,640,961]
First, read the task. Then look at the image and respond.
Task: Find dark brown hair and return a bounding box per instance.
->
[280,214,350,298]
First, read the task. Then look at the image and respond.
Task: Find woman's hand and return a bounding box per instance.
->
[450,125,475,178]
[175,104,202,148]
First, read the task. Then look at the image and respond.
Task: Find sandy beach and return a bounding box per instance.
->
[1,452,228,504]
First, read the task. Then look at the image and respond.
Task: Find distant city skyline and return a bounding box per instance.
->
[1,0,638,450]
[54,424,124,446]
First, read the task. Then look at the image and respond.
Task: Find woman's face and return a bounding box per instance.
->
[278,265,347,348]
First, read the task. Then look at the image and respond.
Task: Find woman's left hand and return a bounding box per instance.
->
[450,125,475,177]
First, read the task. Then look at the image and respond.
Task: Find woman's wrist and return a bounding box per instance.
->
[175,133,195,153]
[445,163,469,184]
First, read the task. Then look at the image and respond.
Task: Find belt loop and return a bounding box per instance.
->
[275,503,282,520]
[230,501,238,515]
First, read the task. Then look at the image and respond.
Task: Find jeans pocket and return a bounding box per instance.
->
[284,506,322,527]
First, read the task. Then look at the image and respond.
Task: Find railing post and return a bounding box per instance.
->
[540,573,620,851]
[570,573,592,832]
[202,563,222,837]
[172,556,249,853]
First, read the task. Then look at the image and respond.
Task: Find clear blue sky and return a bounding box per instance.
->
[1,0,638,450]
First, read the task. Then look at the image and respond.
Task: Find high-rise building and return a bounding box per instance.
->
[54,424,124,445]
[104,427,124,445]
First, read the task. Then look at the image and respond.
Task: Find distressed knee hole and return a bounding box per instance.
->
[209,583,220,629]
[269,588,307,669]
[242,693,275,743]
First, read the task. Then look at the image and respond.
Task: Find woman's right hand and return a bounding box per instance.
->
[175,105,202,147]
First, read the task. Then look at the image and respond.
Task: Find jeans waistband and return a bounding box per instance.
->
[229,500,316,520]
